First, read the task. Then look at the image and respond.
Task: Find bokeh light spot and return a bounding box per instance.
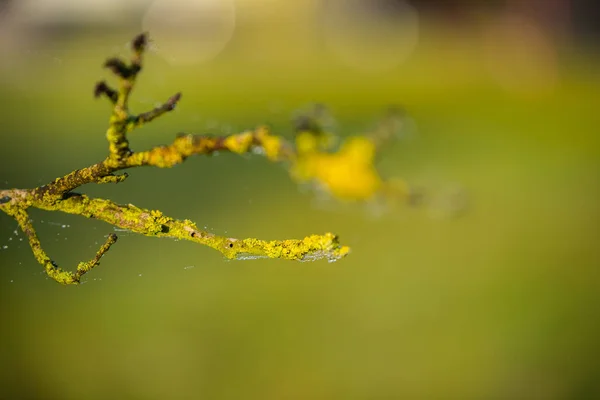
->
[321,0,419,73]
[482,13,558,96]
[143,0,236,66]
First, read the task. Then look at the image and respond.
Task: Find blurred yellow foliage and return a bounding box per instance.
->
[292,132,382,201]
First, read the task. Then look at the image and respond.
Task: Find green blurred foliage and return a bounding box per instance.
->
[0,25,599,399]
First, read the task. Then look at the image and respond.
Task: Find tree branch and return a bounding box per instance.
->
[0,28,350,285]
[129,92,182,129]
[1,32,430,285]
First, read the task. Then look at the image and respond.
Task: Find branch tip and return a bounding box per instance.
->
[130,92,183,129]
[93,81,106,98]
[132,33,148,53]
[74,233,118,282]
[168,92,182,109]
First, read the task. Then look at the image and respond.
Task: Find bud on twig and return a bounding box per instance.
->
[104,57,134,78]
[94,81,118,102]
[132,33,148,53]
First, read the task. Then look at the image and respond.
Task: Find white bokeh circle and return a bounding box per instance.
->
[143,0,236,66]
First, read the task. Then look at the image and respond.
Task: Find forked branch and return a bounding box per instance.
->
[0,32,438,285]
[0,33,353,285]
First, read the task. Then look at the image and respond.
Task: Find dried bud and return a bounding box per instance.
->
[93,81,118,102]
[293,103,334,135]
[104,58,131,78]
[94,81,107,98]
[132,33,148,53]
[294,115,323,135]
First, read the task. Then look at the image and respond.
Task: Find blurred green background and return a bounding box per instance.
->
[0,1,599,399]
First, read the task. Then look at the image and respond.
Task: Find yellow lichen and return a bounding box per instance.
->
[256,127,285,161]
[224,131,254,153]
[291,135,381,201]
[0,32,355,286]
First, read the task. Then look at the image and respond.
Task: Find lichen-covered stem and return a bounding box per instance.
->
[128,93,182,130]
[0,32,351,286]
[29,193,349,263]
[33,127,293,202]
[1,184,348,285]
[125,127,294,168]
[33,161,114,201]
[104,34,146,161]
[8,206,118,285]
